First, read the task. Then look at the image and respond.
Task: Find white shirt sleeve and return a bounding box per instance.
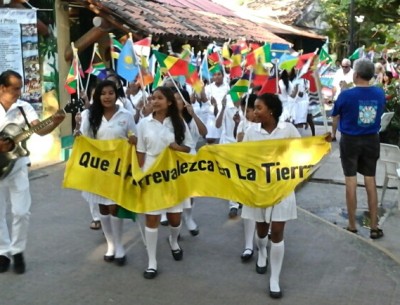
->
[136,120,146,153]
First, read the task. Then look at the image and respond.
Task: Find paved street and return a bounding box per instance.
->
[2,129,400,305]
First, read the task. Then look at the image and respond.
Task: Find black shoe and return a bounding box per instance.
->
[160,220,168,226]
[256,264,267,274]
[256,258,268,274]
[189,228,199,236]
[104,255,115,262]
[229,208,238,218]
[13,253,25,274]
[115,256,126,266]
[143,268,158,279]
[241,249,254,262]
[171,248,183,261]
[0,255,10,273]
[269,289,283,299]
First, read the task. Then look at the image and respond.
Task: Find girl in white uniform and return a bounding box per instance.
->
[175,88,207,236]
[77,80,137,266]
[136,86,194,279]
[241,93,300,299]
[234,94,258,262]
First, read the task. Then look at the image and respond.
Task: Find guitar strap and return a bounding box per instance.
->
[18,106,31,128]
[18,106,31,157]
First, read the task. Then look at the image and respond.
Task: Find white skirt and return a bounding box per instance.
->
[146,198,190,215]
[293,100,309,124]
[82,191,117,206]
[241,192,297,222]
[205,115,222,139]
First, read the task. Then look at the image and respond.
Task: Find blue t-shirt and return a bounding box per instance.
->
[331,86,385,136]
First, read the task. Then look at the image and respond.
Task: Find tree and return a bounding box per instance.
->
[318,0,400,58]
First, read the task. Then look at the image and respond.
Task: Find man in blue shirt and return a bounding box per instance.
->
[331,58,386,239]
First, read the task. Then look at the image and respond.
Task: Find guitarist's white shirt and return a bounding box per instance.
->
[0,99,38,170]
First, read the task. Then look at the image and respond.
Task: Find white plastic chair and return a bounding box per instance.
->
[379,143,400,209]
[379,112,394,133]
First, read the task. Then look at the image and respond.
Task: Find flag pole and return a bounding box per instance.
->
[109,33,115,71]
[313,64,328,132]
[243,68,253,130]
[85,42,97,93]
[166,71,189,105]
[71,42,81,100]
[130,33,148,106]
[274,58,279,94]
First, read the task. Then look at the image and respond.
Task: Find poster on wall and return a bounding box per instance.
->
[0,9,41,112]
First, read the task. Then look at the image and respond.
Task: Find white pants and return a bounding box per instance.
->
[0,165,31,256]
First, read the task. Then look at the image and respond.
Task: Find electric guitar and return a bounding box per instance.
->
[0,99,84,179]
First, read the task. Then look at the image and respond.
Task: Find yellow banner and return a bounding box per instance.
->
[63,136,331,213]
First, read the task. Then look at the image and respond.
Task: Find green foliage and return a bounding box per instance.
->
[318,0,400,57]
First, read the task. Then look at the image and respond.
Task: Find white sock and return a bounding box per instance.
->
[160,212,167,223]
[243,219,255,251]
[183,208,197,231]
[169,223,182,250]
[100,214,114,256]
[89,202,100,221]
[110,216,125,258]
[256,234,269,267]
[270,240,285,293]
[145,227,158,270]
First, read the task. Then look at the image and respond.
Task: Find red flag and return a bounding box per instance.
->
[295,52,315,70]
[258,77,280,95]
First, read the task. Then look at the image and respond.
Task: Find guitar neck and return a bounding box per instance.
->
[14,109,65,144]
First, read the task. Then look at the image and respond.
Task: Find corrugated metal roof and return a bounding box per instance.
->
[73,0,290,44]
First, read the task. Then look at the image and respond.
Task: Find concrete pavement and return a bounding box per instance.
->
[1,127,400,305]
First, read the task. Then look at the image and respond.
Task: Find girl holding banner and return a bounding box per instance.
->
[136,86,194,279]
[174,87,207,236]
[241,93,300,299]
[75,80,137,266]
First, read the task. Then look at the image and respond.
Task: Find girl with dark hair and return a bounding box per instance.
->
[75,80,137,266]
[241,94,300,299]
[174,88,207,236]
[136,86,194,279]
[278,70,295,122]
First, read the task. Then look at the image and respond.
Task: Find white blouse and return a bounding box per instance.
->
[79,106,137,140]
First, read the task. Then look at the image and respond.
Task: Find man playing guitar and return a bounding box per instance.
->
[0,70,65,274]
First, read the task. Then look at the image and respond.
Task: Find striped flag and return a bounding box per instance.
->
[110,33,123,59]
[85,44,107,79]
[152,50,188,76]
[229,71,250,103]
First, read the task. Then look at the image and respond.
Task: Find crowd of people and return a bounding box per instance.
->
[0,53,396,299]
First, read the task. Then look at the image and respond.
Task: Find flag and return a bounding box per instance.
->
[270,43,290,61]
[229,71,250,103]
[252,56,269,86]
[209,63,223,75]
[278,53,298,71]
[117,38,139,82]
[222,42,231,60]
[319,44,333,64]
[295,52,315,70]
[200,54,211,81]
[85,44,107,80]
[230,44,243,78]
[65,56,79,94]
[153,50,188,76]
[258,67,279,95]
[138,55,154,86]
[186,63,203,94]
[110,33,123,59]
[208,52,220,65]
[134,36,151,58]
[349,46,365,60]
[152,65,163,90]
[246,44,271,67]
